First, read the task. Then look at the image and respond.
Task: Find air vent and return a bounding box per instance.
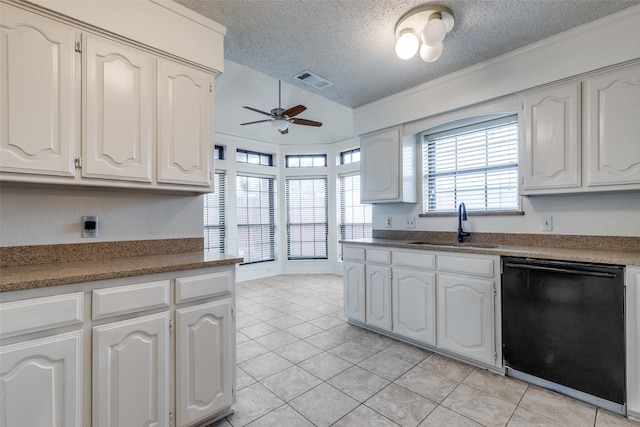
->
[294,71,333,90]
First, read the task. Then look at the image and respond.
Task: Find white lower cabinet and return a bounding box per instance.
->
[437,274,495,365]
[343,261,365,322]
[392,267,436,346]
[176,300,233,427]
[93,312,170,427]
[365,263,392,331]
[0,331,83,427]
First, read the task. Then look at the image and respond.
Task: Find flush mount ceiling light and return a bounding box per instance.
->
[394,5,454,63]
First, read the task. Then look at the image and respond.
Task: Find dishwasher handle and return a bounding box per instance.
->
[503,262,619,279]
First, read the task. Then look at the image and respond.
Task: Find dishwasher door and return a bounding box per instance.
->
[502,257,625,410]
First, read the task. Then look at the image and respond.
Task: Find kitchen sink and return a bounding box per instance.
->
[406,241,498,249]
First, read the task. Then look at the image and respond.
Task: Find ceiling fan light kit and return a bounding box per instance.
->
[240,80,322,135]
[395,5,454,63]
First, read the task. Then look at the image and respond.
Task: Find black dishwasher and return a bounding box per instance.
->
[502,257,625,414]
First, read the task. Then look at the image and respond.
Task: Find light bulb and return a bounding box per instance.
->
[271,119,289,131]
[395,29,419,60]
[419,42,443,62]
[422,16,447,46]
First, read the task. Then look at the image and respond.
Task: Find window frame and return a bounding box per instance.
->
[204,171,226,253]
[285,176,329,261]
[337,171,372,260]
[285,154,327,168]
[236,173,276,264]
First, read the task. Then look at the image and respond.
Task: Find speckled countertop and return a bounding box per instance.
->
[0,239,243,293]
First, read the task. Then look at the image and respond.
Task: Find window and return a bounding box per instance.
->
[214,145,224,160]
[338,173,372,259]
[422,116,519,212]
[285,177,328,260]
[236,149,273,166]
[286,154,327,168]
[340,148,360,165]
[236,174,275,264]
[204,172,226,253]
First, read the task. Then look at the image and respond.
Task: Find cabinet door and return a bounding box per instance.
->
[392,267,436,346]
[176,299,233,427]
[360,127,400,202]
[365,264,392,331]
[343,261,365,322]
[0,331,83,427]
[0,4,76,177]
[93,312,169,427]
[585,65,640,188]
[83,34,153,182]
[158,59,212,187]
[437,274,495,365]
[521,82,581,191]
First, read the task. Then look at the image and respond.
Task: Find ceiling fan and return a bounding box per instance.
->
[240,81,323,134]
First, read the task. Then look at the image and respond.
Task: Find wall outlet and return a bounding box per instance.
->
[405,217,415,229]
[82,215,98,237]
[386,216,392,228]
[541,214,553,232]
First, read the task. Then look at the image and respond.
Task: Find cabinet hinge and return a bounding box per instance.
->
[232,385,235,395]
[75,41,82,53]
[169,319,173,334]
[231,306,235,317]
[74,157,82,169]
[209,84,213,93]
[493,285,497,297]
[494,351,498,361]
[169,411,173,426]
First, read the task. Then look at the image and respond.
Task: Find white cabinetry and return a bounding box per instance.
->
[392,267,436,346]
[365,249,392,331]
[0,3,77,177]
[360,126,416,203]
[343,262,365,322]
[521,63,640,195]
[83,34,154,182]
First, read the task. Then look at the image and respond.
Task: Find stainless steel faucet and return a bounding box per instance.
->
[457,202,471,243]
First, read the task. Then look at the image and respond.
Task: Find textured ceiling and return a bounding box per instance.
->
[175,0,640,109]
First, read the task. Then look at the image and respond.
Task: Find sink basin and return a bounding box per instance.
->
[407,241,498,249]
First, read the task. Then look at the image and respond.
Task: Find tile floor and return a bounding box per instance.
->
[209,274,639,427]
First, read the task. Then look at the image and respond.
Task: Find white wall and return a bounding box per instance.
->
[0,184,204,246]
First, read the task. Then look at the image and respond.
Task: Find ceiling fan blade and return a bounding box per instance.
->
[290,118,322,127]
[243,106,272,116]
[279,128,289,135]
[283,105,306,117]
[240,119,271,125]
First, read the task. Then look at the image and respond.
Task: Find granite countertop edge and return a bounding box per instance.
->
[1,251,244,293]
[340,238,640,266]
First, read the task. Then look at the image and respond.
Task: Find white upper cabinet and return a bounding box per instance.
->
[584,65,640,188]
[521,82,581,191]
[520,62,640,195]
[360,126,416,203]
[0,4,76,177]
[158,59,212,187]
[83,34,154,182]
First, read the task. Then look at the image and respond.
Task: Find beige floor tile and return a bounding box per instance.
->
[289,383,359,427]
[353,332,397,351]
[253,330,299,351]
[365,383,436,427]
[236,331,251,344]
[290,309,326,322]
[297,351,353,380]
[333,404,399,427]
[328,340,379,364]
[274,303,306,314]
[236,366,257,390]
[595,409,640,426]
[236,340,270,363]
[251,308,286,321]
[260,366,323,402]
[418,405,482,427]
[265,314,304,330]
[442,384,516,427]
[328,366,390,402]
[227,383,284,427]
[419,353,474,382]
[358,351,414,381]
[302,329,349,350]
[383,341,433,364]
[238,322,281,339]
[394,365,458,403]
[236,314,262,328]
[245,404,314,427]
[238,352,293,381]
[463,368,528,405]
[507,407,565,427]
[273,340,323,364]
[284,322,325,339]
[308,314,345,330]
[518,386,596,427]
[329,323,375,340]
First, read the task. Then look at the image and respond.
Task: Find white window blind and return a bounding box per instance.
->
[338,172,372,259]
[422,115,519,212]
[236,174,275,264]
[204,172,226,253]
[285,177,328,260]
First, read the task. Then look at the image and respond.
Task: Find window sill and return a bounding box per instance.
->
[419,210,525,218]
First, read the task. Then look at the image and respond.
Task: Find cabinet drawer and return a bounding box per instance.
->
[92,280,170,320]
[367,249,391,265]
[343,246,365,262]
[438,255,496,278]
[175,271,232,304]
[393,250,435,270]
[0,292,84,338]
